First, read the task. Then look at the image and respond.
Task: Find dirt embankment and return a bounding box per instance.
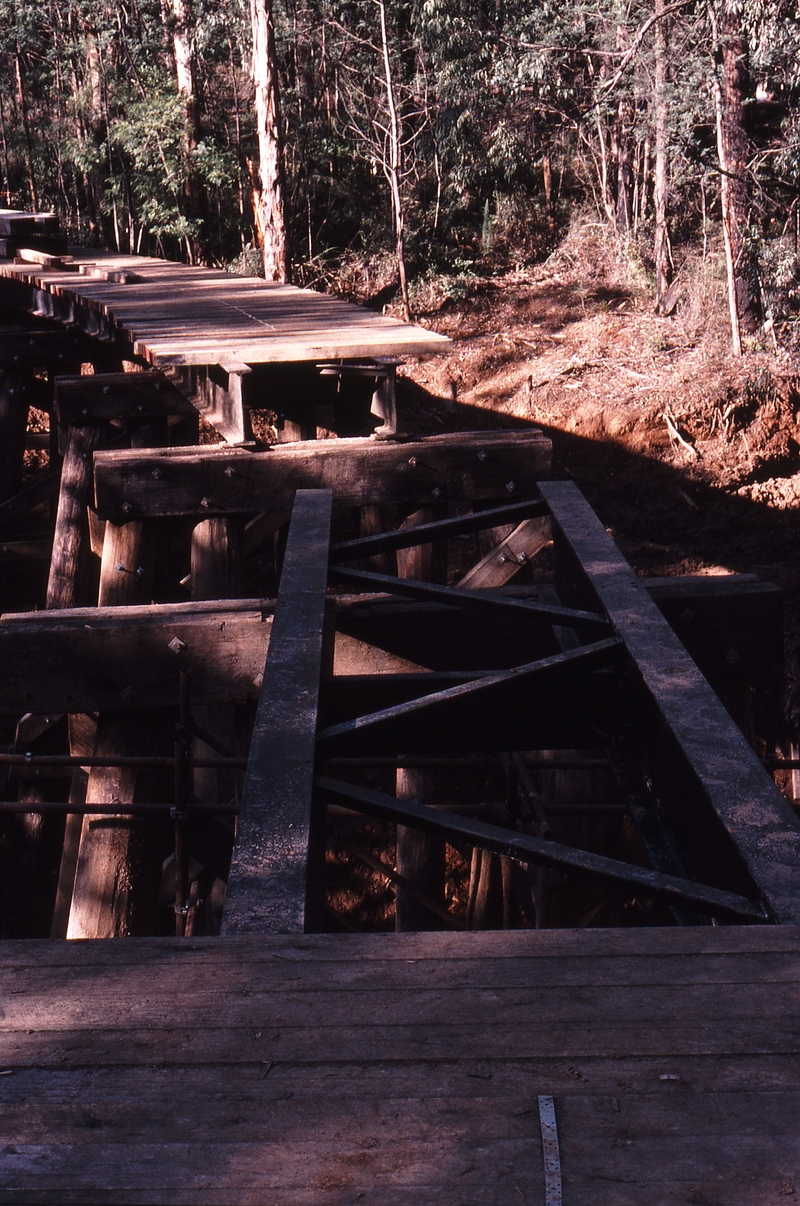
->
[393,224,800,709]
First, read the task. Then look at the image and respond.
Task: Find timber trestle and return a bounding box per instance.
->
[2,215,800,1203]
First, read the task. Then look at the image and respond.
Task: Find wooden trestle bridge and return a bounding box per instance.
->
[0,211,797,1203]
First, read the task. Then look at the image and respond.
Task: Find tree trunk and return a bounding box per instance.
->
[614,25,634,236]
[172,0,207,264]
[653,0,672,310]
[250,0,290,282]
[376,0,412,321]
[15,49,38,211]
[709,1,759,344]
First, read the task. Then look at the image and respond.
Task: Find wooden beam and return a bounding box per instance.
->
[315,777,767,920]
[54,371,196,424]
[92,430,553,518]
[330,499,549,562]
[457,516,552,589]
[166,363,253,445]
[540,479,800,925]
[0,600,273,714]
[316,638,623,755]
[0,327,95,370]
[223,490,333,934]
[330,566,610,630]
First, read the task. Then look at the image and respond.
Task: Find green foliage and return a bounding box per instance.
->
[0,0,798,319]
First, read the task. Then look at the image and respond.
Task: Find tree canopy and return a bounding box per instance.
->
[2,0,799,340]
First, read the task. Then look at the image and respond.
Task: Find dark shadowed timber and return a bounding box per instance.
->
[0,600,273,714]
[54,372,196,424]
[540,480,800,925]
[92,430,553,518]
[315,776,767,920]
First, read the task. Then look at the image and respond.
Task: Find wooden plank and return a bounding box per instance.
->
[92,430,553,518]
[1,929,800,1204]
[0,248,451,372]
[539,480,800,925]
[317,641,623,752]
[223,490,332,934]
[0,600,273,714]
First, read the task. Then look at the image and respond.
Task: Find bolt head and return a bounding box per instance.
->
[200,497,211,508]
[505,481,516,493]
[224,466,235,477]
[477,450,487,462]
[408,456,418,467]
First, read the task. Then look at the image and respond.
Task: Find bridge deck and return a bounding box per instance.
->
[1,925,797,1204]
[0,250,451,368]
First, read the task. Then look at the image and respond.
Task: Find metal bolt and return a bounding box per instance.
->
[505,481,516,493]
[408,456,418,467]
[516,552,527,564]
[224,466,235,477]
[477,450,487,462]
[121,502,133,514]
[102,385,110,395]
[168,637,186,654]
[200,497,211,508]
[81,407,89,417]
[431,487,442,499]
[135,565,145,578]
[151,468,161,480]
[497,554,507,564]
[115,563,125,574]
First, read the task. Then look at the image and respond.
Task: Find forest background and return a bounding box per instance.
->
[2,0,800,351]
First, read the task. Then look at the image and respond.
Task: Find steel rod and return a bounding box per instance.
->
[174,670,192,937]
[0,753,247,769]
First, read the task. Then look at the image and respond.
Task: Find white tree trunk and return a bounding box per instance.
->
[251,0,289,282]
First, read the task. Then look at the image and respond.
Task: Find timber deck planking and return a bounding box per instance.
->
[0,926,798,1204]
[0,251,451,368]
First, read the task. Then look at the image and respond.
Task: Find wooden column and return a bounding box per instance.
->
[65,513,160,939]
[190,516,243,934]
[46,424,103,609]
[66,712,163,939]
[0,369,31,503]
[222,490,332,934]
[395,504,447,932]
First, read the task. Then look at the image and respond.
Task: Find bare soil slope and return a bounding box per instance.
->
[395,224,800,709]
